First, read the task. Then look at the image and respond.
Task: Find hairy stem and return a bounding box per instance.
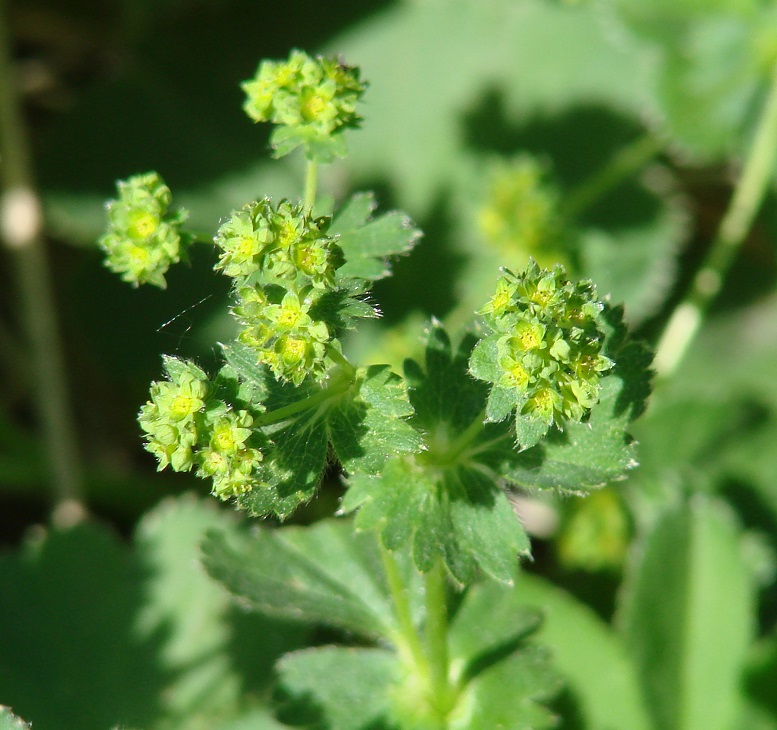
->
[654,61,777,377]
[562,133,662,220]
[0,1,85,526]
[380,543,429,672]
[304,159,318,212]
[424,559,454,723]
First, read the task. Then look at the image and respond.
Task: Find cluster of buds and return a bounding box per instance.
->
[215,199,342,385]
[98,172,188,288]
[137,359,266,500]
[242,49,366,161]
[478,156,568,269]
[476,260,613,433]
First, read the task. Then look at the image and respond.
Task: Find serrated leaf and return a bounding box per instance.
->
[344,323,530,582]
[619,497,755,730]
[328,364,422,475]
[331,192,420,282]
[277,647,398,730]
[202,518,420,640]
[0,708,31,730]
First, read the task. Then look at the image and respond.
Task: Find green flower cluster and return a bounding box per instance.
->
[477,260,613,429]
[242,49,366,161]
[138,359,267,500]
[99,172,188,288]
[215,199,342,385]
[478,157,568,269]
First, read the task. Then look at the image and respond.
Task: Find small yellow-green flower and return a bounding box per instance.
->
[99,172,189,288]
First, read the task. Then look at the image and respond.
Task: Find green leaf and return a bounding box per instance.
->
[331,192,421,282]
[509,572,653,730]
[619,497,755,730]
[202,517,420,640]
[344,323,530,583]
[277,647,398,730]
[0,708,31,730]
[134,495,307,726]
[328,364,423,475]
[611,0,776,160]
[0,523,163,730]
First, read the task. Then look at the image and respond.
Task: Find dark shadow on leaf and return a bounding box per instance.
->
[460,89,659,229]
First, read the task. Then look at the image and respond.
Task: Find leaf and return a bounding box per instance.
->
[202,517,420,640]
[331,192,421,282]
[328,364,423,475]
[0,523,164,730]
[610,0,775,160]
[619,497,755,730]
[343,323,530,583]
[0,708,31,730]
[276,647,399,730]
[134,495,307,725]
[509,572,654,730]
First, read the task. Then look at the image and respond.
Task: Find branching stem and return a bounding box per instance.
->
[654,60,777,377]
[0,1,85,526]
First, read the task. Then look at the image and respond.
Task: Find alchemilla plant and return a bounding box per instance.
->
[97,49,652,728]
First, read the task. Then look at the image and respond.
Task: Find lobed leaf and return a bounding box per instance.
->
[202,518,421,640]
[331,192,421,283]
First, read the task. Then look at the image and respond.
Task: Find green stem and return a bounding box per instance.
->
[562,133,663,220]
[0,0,85,526]
[424,559,454,722]
[380,543,429,672]
[253,378,352,427]
[654,61,777,377]
[304,159,318,212]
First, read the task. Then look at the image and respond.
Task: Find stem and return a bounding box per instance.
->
[562,133,662,220]
[0,1,85,526]
[654,61,777,377]
[380,543,429,672]
[424,559,454,721]
[304,159,318,212]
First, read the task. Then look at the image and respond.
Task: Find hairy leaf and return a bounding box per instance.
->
[331,192,421,283]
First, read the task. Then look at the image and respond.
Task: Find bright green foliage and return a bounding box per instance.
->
[242,49,366,162]
[477,156,569,269]
[611,0,777,159]
[343,324,532,584]
[98,172,189,288]
[203,518,559,730]
[471,259,613,448]
[620,498,755,730]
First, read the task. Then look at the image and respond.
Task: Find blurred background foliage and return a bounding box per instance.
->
[2,0,777,728]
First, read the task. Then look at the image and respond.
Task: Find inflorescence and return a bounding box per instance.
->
[99,172,189,288]
[475,259,613,434]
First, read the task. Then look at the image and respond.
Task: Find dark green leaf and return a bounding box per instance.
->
[328,364,422,475]
[331,192,421,282]
[344,323,530,582]
[202,518,420,640]
[277,647,398,730]
[619,498,755,730]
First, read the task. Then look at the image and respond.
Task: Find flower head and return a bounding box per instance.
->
[99,172,189,288]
